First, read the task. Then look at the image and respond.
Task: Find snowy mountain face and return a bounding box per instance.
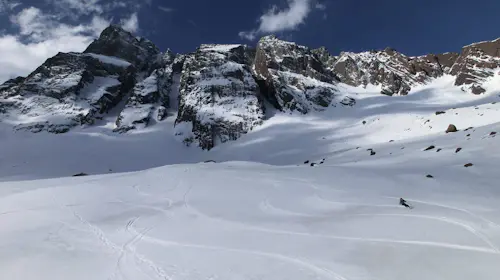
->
[254,36,349,113]
[451,38,500,94]
[2,27,500,280]
[174,44,264,149]
[0,25,499,149]
[0,51,135,133]
[325,48,460,96]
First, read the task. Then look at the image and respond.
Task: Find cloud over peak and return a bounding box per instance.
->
[0,1,147,83]
[239,0,324,41]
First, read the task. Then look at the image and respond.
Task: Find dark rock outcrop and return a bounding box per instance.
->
[115,50,183,132]
[0,51,135,133]
[253,36,346,113]
[174,44,265,150]
[328,48,459,96]
[84,25,160,72]
[450,38,500,94]
[1,24,498,150]
[446,124,458,133]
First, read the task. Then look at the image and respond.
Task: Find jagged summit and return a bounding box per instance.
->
[84,25,160,70]
[1,24,499,149]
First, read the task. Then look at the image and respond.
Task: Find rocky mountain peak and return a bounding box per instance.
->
[1,28,498,150]
[330,46,461,96]
[450,38,500,94]
[84,25,160,70]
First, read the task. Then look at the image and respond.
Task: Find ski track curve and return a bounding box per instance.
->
[352,213,500,253]
[181,192,499,255]
[312,193,402,209]
[128,228,349,280]
[259,199,317,218]
[385,196,500,229]
[51,192,172,280]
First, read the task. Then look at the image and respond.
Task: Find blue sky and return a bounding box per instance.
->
[0,0,499,83]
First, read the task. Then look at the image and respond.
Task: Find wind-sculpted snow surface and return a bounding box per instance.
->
[1,160,499,280]
[1,66,500,279]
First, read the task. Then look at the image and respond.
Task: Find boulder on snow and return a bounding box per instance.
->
[464,163,474,168]
[446,124,458,133]
[435,111,446,115]
[73,172,89,177]
[424,145,436,151]
[455,148,462,153]
[490,132,497,136]
[426,174,434,178]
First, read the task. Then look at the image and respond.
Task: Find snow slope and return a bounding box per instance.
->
[1,159,499,280]
[1,76,500,279]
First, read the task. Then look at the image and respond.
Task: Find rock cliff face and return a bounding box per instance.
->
[84,25,160,72]
[450,39,500,94]
[115,50,182,132]
[0,51,135,133]
[174,44,265,150]
[0,25,498,149]
[254,36,341,113]
[328,48,460,96]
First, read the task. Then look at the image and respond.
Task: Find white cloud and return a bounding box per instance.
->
[158,6,174,13]
[239,0,314,41]
[0,0,147,83]
[0,0,21,12]
[0,7,112,83]
[315,3,326,10]
[48,0,103,15]
[120,12,139,33]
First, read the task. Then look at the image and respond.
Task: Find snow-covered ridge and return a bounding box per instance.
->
[1,25,500,150]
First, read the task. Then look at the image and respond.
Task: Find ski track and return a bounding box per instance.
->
[386,196,500,229]
[181,189,499,255]
[51,193,172,280]
[312,193,402,209]
[352,213,500,253]
[128,226,349,280]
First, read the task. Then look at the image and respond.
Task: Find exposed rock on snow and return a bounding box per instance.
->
[1,24,499,150]
[0,52,135,133]
[329,48,459,96]
[254,35,343,113]
[115,50,183,132]
[175,44,265,150]
[84,25,160,71]
[450,38,500,94]
[446,124,458,133]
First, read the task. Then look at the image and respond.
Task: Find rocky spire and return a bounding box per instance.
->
[84,24,160,71]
